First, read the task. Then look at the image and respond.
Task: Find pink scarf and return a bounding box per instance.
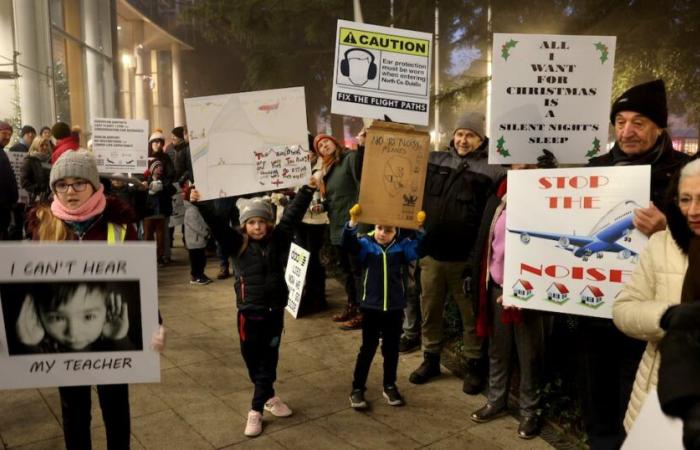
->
[51,185,107,222]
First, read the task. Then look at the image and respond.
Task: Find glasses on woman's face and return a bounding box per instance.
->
[55,179,89,193]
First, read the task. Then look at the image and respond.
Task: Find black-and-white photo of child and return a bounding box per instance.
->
[1,281,143,355]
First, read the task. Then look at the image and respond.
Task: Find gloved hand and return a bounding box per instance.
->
[15,295,45,345]
[536,149,558,168]
[150,325,166,352]
[416,210,426,227]
[101,293,129,340]
[349,204,361,227]
[682,401,700,450]
[660,303,700,330]
[149,180,163,194]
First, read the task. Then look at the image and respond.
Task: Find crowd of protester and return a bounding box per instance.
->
[1,77,699,448]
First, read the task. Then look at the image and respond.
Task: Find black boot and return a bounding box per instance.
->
[409,352,441,384]
[462,358,487,395]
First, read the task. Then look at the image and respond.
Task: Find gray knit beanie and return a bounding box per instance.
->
[454,112,486,138]
[50,150,101,192]
[237,197,274,226]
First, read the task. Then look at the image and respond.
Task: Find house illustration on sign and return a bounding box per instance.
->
[546,282,570,303]
[580,285,605,307]
[512,279,534,300]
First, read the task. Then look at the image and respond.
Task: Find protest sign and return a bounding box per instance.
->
[332,20,432,126]
[91,118,149,173]
[622,388,683,450]
[285,243,310,319]
[490,33,616,164]
[184,87,310,200]
[0,242,160,389]
[503,166,649,319]
[358,121,429,229]
[5,150,29,204]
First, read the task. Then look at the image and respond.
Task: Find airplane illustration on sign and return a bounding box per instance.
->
[509,200,642,262]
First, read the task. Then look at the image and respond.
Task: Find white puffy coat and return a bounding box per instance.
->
[612,229,688,431]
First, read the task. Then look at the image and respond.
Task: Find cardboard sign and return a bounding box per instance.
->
[503,166,650,318]
[184,87,311,200]
[0,242,160,389]
[490,33,616,164]
[5,150,29,204]
[91,118,149,173]
[622,388,683,450]
[358,122,429,229]
[285,243,310,319]
[331,20,432,126]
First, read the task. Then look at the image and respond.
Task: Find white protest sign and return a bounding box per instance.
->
[91,118,149,173]
[0,242,160,389]
[503,166,650,318]
[331,20,432,126]
[622,388,683,450]
[490,34,616,164]
[285,243,310,319]
[184,87,310,200]
[5,150,29,204]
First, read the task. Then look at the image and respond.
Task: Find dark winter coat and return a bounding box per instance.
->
[201,186,314,312]
[421,140,504,262]
[9,142,28,154]
[173,141,193,184]
[0,149,18,209]
[323,147,364,246]
[145,151,176,217]
[20,154,51,204]
[27,197,139,242]
[342,224,424,311]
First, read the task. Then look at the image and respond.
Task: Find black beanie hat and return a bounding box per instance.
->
[610,79,668,128]
[172,126,185,140]
[51,121,72,140]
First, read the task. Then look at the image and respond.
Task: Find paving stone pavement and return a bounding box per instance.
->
[0,245,554,449]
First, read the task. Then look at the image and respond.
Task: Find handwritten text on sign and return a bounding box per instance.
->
[254,145,310,189]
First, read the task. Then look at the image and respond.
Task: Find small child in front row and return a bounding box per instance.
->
[191,178,317,437]
[183,185,212,285]
[342,204,426,409]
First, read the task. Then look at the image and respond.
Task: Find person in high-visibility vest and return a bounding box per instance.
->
[26,149,165,450]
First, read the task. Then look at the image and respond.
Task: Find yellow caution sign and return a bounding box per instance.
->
[339,28,430,57]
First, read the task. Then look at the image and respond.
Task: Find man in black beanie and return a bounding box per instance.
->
[579,79,691,450]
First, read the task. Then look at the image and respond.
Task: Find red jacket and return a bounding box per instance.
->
[51,135,80,163]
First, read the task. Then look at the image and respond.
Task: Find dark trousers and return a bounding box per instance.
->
[143,216,165,260]
[296,223,327,314]
[237,308,284,412]
[188,248,207,278]
[334,244,362,309]
[578,318,646,450]
[487,285,544,417]
[58,384,130,450]
[352,309,404,390]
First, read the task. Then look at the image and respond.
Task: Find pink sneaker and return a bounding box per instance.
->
[244,410,263,437]
[264,396,293,417]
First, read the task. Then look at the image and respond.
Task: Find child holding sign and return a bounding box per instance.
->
[342,204,426,409]
[191,177,317,437]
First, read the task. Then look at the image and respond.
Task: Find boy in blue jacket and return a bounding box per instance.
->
[343,204,426,409]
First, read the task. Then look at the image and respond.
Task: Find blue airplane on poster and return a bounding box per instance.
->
[509,200,643,262]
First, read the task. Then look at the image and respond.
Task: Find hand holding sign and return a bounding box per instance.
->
[16,295,45,346]
[349,204,362,227]
[633,202,667,237]
[102,293,129,340]
[416,210,426,227]
[150,325,166,352]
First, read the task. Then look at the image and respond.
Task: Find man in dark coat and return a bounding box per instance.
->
[581,79,690,450]
[9,125,35,153]
[171,126,193,185]
[0,121,19,240]
[410,112,504,392]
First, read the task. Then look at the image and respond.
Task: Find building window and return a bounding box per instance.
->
[52,31,87,127]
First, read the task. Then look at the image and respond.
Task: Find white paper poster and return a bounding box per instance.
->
[5,150,29,204]
[0,243,160,389]
[184,87,311,200]
[285,243,310,319]
[91,118,149,173]
[331,20,432,126]
[503,166,650,318]
[490,33,616,164]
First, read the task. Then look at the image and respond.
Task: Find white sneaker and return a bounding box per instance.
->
[244,410,263,437]
[264,396,293,417]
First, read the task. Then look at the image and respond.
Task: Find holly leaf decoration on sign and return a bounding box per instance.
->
[497,136,511,157]
[594,42,609,64]
[586,137,602,158]
[501,39,518,60]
